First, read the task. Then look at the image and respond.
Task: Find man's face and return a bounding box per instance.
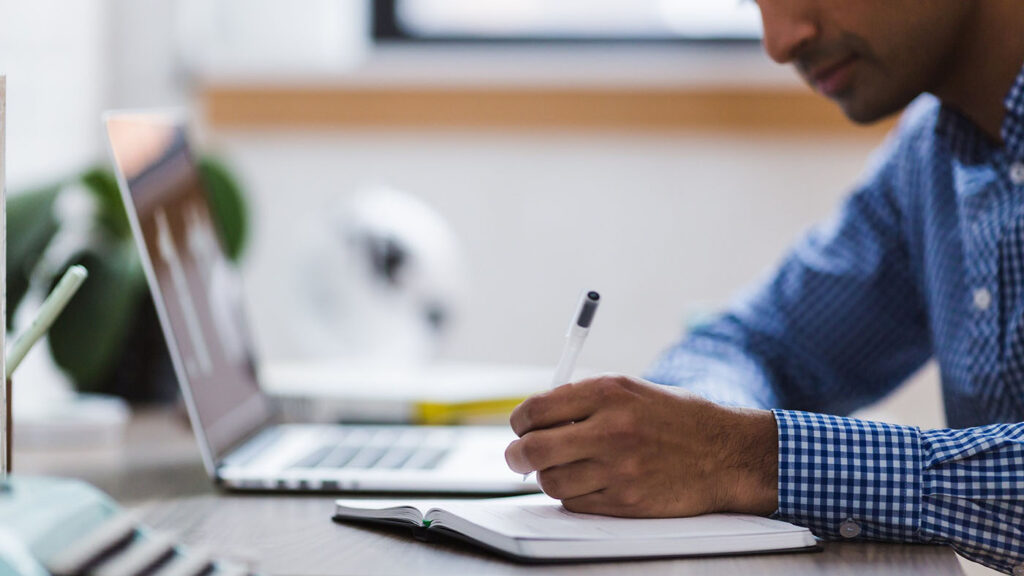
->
[756,0,975,123]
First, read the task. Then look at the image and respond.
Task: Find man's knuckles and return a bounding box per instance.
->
[536,470,571,499]
[559,488,649,517]
[599,411,643,448]
[614,484,646,510]
[506,433,559,473]
[561,496,600,515]
[590,375,631,401]
[520,434,556,469]
[612,455,644,483]
[510,396,547,436]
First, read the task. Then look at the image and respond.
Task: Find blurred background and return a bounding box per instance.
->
[13,0,975,475]
[1,0,942,423]
[7,1,993,572]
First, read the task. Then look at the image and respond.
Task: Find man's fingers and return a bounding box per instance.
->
[560,488,645,517]
[536,459,607,500]
[505,420,599,474]
[510,377,628,436]
[509,384,593,437]
[559,490,615,516]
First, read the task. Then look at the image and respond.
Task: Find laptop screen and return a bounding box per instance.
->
[105,113,271,468]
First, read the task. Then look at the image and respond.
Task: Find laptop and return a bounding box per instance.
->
[104,111,538,494]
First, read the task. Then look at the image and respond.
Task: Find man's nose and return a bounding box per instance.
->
[758,0,818,64]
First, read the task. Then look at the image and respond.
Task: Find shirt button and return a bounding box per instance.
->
[973,288,992,311]
[838,518,862,539]
[1011,161,1024,185]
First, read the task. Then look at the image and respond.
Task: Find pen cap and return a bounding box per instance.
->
[574,291,600,328]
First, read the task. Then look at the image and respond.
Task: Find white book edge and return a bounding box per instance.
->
[334,494,817,561]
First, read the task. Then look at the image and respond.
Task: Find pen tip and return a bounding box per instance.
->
[576,292,600,328]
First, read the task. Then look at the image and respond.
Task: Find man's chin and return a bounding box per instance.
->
[832,91,912,125]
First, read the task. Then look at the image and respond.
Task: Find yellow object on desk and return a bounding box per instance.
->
[413,397,526,426]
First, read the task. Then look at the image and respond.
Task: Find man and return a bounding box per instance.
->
[504,1,1024,573]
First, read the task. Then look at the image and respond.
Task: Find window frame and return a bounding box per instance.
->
[372,0,762,44]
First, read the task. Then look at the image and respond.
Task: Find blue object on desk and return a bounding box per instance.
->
[0,476,118,575]
[0,476,259,575]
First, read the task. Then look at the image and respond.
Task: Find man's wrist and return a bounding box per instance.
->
[718,406,779,516]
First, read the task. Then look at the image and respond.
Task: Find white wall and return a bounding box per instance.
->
[204,128,939,419]
[106,0,188,109]
[0,0,109,190]
[215,129,863,371]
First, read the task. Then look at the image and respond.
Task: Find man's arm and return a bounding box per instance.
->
[646,129,931,415]
[506,378,1024,574]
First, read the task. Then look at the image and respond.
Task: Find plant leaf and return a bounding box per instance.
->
[6,186,61,328]
[199,156,248,262]
[47,247,145,392]
[80,167,131,239]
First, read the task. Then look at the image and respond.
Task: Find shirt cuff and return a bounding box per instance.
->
[772,409,923,541]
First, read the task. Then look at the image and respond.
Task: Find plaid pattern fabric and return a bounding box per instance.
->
[647,64,1024,574]
[774,411,1024,574]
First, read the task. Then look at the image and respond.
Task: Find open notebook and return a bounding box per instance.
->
[334,493,818,562]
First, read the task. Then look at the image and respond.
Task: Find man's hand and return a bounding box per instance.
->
[505,375,778,518]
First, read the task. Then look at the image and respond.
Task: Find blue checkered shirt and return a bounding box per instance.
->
[647,65,1024,574]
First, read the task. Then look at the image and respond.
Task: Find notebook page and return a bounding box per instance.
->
[335,498,456,525]
[433,494,806,541]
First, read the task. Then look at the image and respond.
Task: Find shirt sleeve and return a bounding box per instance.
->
[645,131,931,415]
[773,410,1024,575]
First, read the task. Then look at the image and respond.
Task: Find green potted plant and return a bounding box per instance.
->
[6,157,248,402]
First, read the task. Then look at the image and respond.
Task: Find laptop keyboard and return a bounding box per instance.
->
[288,427,452,471]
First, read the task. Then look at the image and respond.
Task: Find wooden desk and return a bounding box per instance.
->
[137,494,963,576]
[21,409,964,576]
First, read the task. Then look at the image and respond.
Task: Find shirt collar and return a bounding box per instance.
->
[935,59,1024,162]
[1002,61,1024,157]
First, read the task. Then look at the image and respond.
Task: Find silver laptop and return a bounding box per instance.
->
[104,111,537,494]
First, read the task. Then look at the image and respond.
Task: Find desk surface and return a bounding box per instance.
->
[21,408,965,576]
[138,494,963,576]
